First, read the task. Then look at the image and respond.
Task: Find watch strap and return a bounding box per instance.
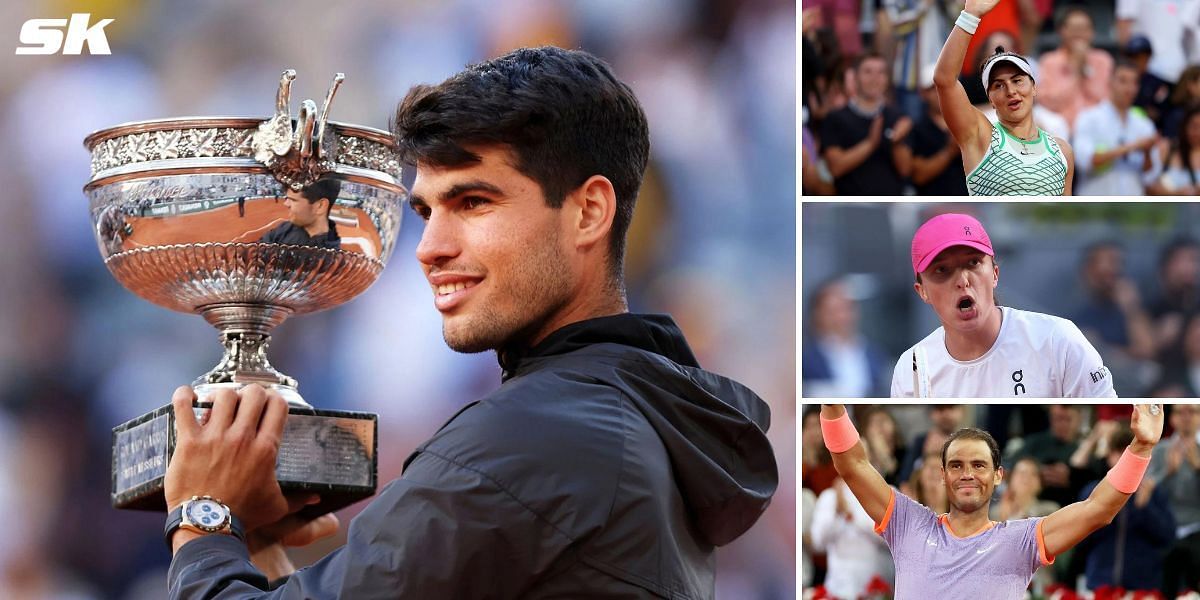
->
[164,504,185,549]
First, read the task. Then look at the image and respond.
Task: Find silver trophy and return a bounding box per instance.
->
[85,70,405,516]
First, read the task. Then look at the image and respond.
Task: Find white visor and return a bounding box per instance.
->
[981,54,1034,89]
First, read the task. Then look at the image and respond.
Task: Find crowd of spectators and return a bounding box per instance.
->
[802,403,1200,599]
[802,0,1200,195]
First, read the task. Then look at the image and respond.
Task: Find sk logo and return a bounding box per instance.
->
[16,14,114,55]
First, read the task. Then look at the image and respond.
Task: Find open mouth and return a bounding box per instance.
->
[957,296,975,312]
[1007,99,1022,111]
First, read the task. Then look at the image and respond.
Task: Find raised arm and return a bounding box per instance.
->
[934,0,999,167]
[1039,404,1164,559]
[820,404,893,525]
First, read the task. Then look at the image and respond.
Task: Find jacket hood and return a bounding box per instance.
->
[503,313,778,546]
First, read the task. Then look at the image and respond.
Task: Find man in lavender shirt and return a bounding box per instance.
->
[818,404,1164,599]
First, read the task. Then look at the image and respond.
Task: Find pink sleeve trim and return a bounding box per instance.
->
[874,488,896,535]
[1036,519,1056,566]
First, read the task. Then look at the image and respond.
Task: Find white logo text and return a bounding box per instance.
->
[16,14,114,55]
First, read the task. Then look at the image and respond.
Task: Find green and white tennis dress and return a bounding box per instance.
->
[966,123,1068,195]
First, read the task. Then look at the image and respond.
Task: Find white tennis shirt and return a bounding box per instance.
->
[890,306,1117,398]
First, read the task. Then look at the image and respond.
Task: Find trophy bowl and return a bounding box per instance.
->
[87,71,405,516]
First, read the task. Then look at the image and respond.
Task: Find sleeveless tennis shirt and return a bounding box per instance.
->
[966,124,1068,196]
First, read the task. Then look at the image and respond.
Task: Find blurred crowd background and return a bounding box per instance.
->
[0,0,796,598]
[801,403,1200,599]
[801,0,1200,196]
[803,202,1200,399]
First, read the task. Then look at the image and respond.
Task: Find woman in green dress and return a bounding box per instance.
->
[934,0,1074,195]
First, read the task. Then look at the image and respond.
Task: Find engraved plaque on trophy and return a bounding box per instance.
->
[86,71,405,518]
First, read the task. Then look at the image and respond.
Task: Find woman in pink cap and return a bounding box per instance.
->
[892,213,1116,397]
[933,0,1074,195]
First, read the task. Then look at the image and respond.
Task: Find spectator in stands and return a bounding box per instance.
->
[1078,423,1176,593]
[810,477,896,600]
[802,6,845,125]
[1011,404,1089,508]
[1072,241,1156,366]
[802,278,889,396]
[1162,66,1200,140]
[897,404,964,484]
[801,488,817,589]
[1149,238,1200,372]
[991,456,1060,521]
[1117,0,1200,91]
[1036,6,1113,133]
[807,0,865,64]
[861,407,905,485]
[881,0,955,120]
[820,53,913,195]
[1150,109,1200,195]
[803,407,839,496]
[911,63,969,195]
[1022,0,1051,51]
[1178,314,1200,395]
[802,124,835,195]
[1152,404,1200,599]
[1072,61,1162,196]
[906,450,949,514]
[1124,35,1172,127]
[1152,236,1200,340]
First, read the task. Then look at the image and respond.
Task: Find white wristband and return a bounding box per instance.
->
[956,10,981,35]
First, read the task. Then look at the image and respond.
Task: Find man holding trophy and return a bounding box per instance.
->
[134,46,777,598]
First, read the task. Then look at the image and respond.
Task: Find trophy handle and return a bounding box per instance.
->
[297,99,317,160]
[317,73,345,161]
[276,69,296,116]
[195,303,311,408]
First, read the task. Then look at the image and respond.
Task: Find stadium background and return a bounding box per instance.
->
[0,0,797,597]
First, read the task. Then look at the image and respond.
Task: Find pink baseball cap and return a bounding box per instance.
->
[911,213,994,274]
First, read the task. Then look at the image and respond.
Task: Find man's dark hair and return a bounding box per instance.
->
[301,177,342,216]
[941,427,1002,471]
[1082,239,1122,266]
[1112,58,1139,76]
[855,52,887,72]
[391,46,650,283]
[1159,236,1200,273]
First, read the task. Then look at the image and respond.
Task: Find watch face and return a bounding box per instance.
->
[185,498,229,531]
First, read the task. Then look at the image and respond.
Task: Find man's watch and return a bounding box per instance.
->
[164,495,246,549]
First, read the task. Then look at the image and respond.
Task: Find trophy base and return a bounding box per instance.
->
[112,402,377,519]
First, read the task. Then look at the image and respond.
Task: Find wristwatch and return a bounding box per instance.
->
[164,495,246,549]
